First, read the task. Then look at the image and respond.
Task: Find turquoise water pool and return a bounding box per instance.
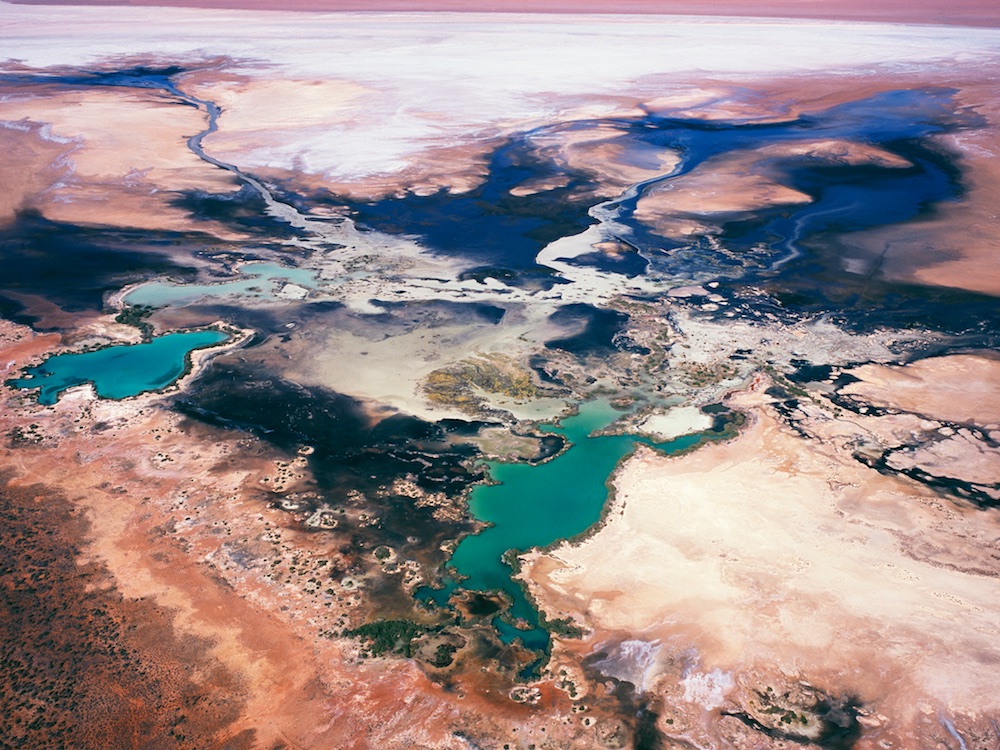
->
[424,399,705,653]
[9,330,230,405]
[123,262,322,308]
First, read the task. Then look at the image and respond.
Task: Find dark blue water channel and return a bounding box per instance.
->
[421,400,708,655]
[343,88,969,284]
[4,67,972,298]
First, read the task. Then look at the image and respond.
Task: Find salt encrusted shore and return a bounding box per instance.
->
[9,0,1000,27]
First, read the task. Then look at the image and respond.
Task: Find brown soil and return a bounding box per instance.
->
[0,470,253,750]
[0,320,631,748]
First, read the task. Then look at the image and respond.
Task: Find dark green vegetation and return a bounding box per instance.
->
[6,424,43,447]
[113,304,155,339]
[538,612,584,639]
[424,353,539,413]
[348,620,426,658]
[722,687,862,750]
[430,642,459,668]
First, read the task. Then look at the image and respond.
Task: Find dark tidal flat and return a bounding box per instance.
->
[0,214,199,319]
[342,88,969,291]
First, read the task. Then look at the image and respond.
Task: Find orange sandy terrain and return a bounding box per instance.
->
[0,86,245,239]
[0,321,636,748]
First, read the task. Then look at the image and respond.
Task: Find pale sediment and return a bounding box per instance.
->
[0,87,245,238]
[841,354,1000,426]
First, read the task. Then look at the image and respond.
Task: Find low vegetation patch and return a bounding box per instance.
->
[348,619,426,658]
[424,353,538,412]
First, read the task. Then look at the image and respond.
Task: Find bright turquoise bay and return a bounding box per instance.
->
[429,399,705,652]
[9,330,229,405]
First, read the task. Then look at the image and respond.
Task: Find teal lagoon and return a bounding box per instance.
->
[8,330,230,405]
[123,262,322,308]
[424,399,706,653]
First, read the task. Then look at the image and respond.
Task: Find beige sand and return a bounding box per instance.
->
[842,354,1000,426]
[184,75,372,173]
[252,137,499,203]
[636,170,810,238]
[634,140,910,239]
[276,304,563,422]
[638,405,712,440]
[0,120,71,224]
[526,124,682,197]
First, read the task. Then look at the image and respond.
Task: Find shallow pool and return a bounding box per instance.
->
[9,330,230,405]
